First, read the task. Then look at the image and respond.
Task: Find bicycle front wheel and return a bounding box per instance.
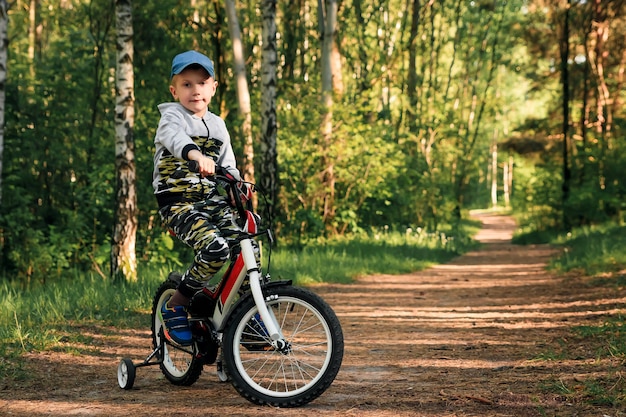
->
[222,284,344,407]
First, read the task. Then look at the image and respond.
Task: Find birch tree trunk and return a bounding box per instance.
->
[28,0,37,61]
[225,0,256,198]
[112,0,137,282]
[490,137,498,209]
[0,1,6,206]
[259,0,278,222]
[318,0,338,227]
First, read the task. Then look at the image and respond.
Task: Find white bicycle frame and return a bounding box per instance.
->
[207,216,285,349]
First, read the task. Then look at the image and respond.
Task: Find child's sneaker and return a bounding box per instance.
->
[159,301,193,346]
[241,313,272,352]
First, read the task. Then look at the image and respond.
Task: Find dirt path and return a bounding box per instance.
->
[2,213,625,416]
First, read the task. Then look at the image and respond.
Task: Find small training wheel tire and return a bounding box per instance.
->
[117,358,136,390]
[216,359,229,383]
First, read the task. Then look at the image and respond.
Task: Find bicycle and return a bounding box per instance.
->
[116,165,344,407]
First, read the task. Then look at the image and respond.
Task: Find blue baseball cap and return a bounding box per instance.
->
[170,50,215,79]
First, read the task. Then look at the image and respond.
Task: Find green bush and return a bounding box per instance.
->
[549,224,626,277]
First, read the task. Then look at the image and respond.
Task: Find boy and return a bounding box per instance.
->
[152,50,243,346]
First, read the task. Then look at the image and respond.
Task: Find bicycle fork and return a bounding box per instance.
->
[240,238,288,351]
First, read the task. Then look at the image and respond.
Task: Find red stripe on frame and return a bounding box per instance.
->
[220,254,245,305]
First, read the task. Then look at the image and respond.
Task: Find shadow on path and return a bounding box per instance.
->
[1,213,624,417]
[313,212,626,416]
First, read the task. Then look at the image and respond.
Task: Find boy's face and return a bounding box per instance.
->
[170,67,218,117]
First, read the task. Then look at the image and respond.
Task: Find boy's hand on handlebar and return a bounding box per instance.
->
[188,151,215,177]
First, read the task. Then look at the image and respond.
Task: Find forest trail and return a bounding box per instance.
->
[1,212,625,416]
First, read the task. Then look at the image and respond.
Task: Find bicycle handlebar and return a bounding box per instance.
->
[187,161,275,259]
[187,160,200,173]
[187,161,249,220]
[186,160,232,180]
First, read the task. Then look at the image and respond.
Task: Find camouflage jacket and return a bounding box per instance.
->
[152,102,240,208]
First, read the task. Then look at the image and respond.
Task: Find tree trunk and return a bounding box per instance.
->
[0,1,7,206]
[318,0,338,227]
[579,14,591,186]
[406,0,420,131]
[27,0,37,72]
[591,0,611,199]
[260,0,278,223]
[490,132,498,209]
[559,0,571,230]
[330,20,343,95]
[503,156,512,209]
[112,0,137,282]
[225,0,256,200]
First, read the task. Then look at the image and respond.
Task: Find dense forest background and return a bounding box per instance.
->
[0,0,624,283]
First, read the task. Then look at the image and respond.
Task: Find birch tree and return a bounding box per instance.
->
[318,0,338,227]
[0,0,6,206]
[27,0,36,77]
[259,0,278,221]
[112,0,137,282]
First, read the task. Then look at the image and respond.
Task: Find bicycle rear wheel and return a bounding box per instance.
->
[222,284,344,407]
[151,276,203,386]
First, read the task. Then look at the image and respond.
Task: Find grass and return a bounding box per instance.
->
[1,274,149,348]
[536,318,626,408]
[548,225,626,279]
[270,228,474,285]
[0,229,475,381]
[513,220,626,278]
[0,265,175,379]
[514,220,626,408]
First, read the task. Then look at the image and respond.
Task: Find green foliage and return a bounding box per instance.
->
[142,231,186,267]
[1,0,625,289]
[508,152,565,240]
[276,86,412,239]
[1,0,117,281]
[513,213,626,278]
[549,225,626,277]
[512,0,626,231]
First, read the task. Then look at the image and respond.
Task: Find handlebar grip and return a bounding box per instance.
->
[188,161,228,179]
[188,160,200,173]
[186,161,249,220]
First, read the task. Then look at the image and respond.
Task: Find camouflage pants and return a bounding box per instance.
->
[159,198,242,298]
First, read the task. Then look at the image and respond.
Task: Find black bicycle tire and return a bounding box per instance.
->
[222,285,344,407]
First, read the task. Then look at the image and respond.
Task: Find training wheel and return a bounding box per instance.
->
[216,359,229,382]
[117,358,136,390]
